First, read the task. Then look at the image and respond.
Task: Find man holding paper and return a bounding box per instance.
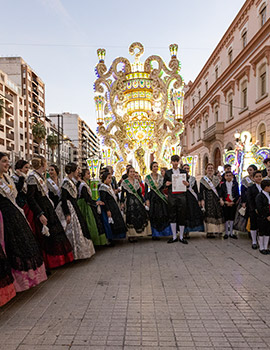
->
[163,155,189,244]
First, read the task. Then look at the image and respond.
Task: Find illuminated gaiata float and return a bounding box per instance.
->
[93,42,185,179]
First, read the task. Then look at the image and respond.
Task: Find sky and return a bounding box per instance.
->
[1,0,245,131]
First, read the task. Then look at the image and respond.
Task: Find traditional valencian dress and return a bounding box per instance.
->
[11,172,28,208]
[56,177,95,260]
[121,178,151,237]
[0,210,16,307]
[185,175,204,234]
[200,175,225,234]
[234,176,253,232]
[144,174,172,237]
[77,180,107,246]
[0,174,47,292]
[47,177,61,208]
[99,183,127,240]
[27,171,74,269]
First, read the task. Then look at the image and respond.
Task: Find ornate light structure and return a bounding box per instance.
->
[94,42,184,176]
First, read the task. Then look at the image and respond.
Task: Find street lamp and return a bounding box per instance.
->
[234,130,241,143]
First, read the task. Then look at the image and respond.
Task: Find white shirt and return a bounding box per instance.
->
[172,168,180,175]
[226,181,233,198]
[256,183,262,192]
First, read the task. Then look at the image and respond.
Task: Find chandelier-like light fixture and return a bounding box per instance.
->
[94,42,185,176]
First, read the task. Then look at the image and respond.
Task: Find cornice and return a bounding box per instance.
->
[221,80,235,100]
[250,45,270,75]
[239,15,249,31]
[184,0,257,98]
[209,95,221,111]
[234,65,251,89]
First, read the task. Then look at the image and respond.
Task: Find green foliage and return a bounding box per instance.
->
[32,121,46,144]
[46,133,58,151]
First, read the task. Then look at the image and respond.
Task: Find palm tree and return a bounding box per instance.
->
[32,121,46,154]
[46,133,58,161]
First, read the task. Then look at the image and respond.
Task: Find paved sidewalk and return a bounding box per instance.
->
[1,233,270,350]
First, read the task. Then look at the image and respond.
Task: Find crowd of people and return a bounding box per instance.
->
[1,151,270,308]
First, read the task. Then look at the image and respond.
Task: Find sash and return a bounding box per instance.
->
[47,178,61,198]
[145,174,167,204]
[122,179,144,205]
[78,181,92,198]
[201,176,219,198]
[62,177,77,199]
[28,171,49,197]
[187,176,198,201]
[0,175,25,214]
[242,176,253,188]
[99,183,118,202]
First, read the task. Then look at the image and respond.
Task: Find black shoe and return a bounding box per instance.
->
[152,236,160,241]
[46,269,52,277]
[259,249,267,255]
[206,233,215,239]
[223,234,229,239]
[265,249,270,254]
[230,234,238,239]
[107,241,115,247]
[252,244,258,250]
[167,238,178,244]
[128,238,136,243]
[179,238,188,244]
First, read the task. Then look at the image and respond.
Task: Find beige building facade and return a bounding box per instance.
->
[182,0,270,176]
[0,70,25,162]
[0,57,45,159]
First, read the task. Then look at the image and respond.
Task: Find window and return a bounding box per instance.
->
[192,127,195,144]
[192,98,195,107]
[258,123,266,146]
[228,94,233,119]
[205,80,208,92]
[198,90,201,100]
[214,106,219,122]
[215,66,218,80]
[205,115,208,129]
[228,48,233,65]
[260,5,267,26]
[242,30,247,48]
[259,64,267,96]
[241,81,248,108]
[198,123,201,140]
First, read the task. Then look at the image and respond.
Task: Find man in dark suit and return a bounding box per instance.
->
[261,158,270,178]
[255,179,270,254]
[163,155,189,244]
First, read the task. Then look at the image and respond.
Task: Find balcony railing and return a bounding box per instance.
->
[6,119,14,127]
[6,132,14,140]
[203,122,224,142]
[5,93,13,102]
[7,145,14,151]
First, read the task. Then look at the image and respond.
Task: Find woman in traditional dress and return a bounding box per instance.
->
[0,152,47,292]
[120,166,151,242]
[144,161,172,240]
[182,164,204,238]
[47,164,61,208]
[200,163,225,238]
[11,159,30,209]
[77,168,107,246]
[99,171,127,243]
[0,210,16,307]
[234,164,256,233]
[27,156,74,269]
[56,163,95,260]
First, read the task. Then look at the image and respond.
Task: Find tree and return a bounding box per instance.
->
[46,133,58,161]
[32,121,46,154]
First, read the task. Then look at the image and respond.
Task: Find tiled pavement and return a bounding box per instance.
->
[1,233,270,350]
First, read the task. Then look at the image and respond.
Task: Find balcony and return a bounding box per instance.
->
[6,118,14,127]
[5,93,13,102]
[7,145,14,151]
[33,97,39,105]
[203,122,224,144]
[6,132,14,141]
[5,106,14,115]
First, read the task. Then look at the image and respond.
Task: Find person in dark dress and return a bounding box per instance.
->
[145,161,172,240]
[200,163,225,238]
[120,166,151,242]
[261,158,270,178]
[219,171,239,239]
[56,162,95,260]
[163,155,189,244]
[27,156,74,269]
[0,152,47,292]
[255,179,270,254]
[47,164,61,208]
[99,171,127,243]
[182,164,204,238]
[77,168,107,246]
[0,210,16,307]
[11,159,30,208]
[247,170,263,249]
